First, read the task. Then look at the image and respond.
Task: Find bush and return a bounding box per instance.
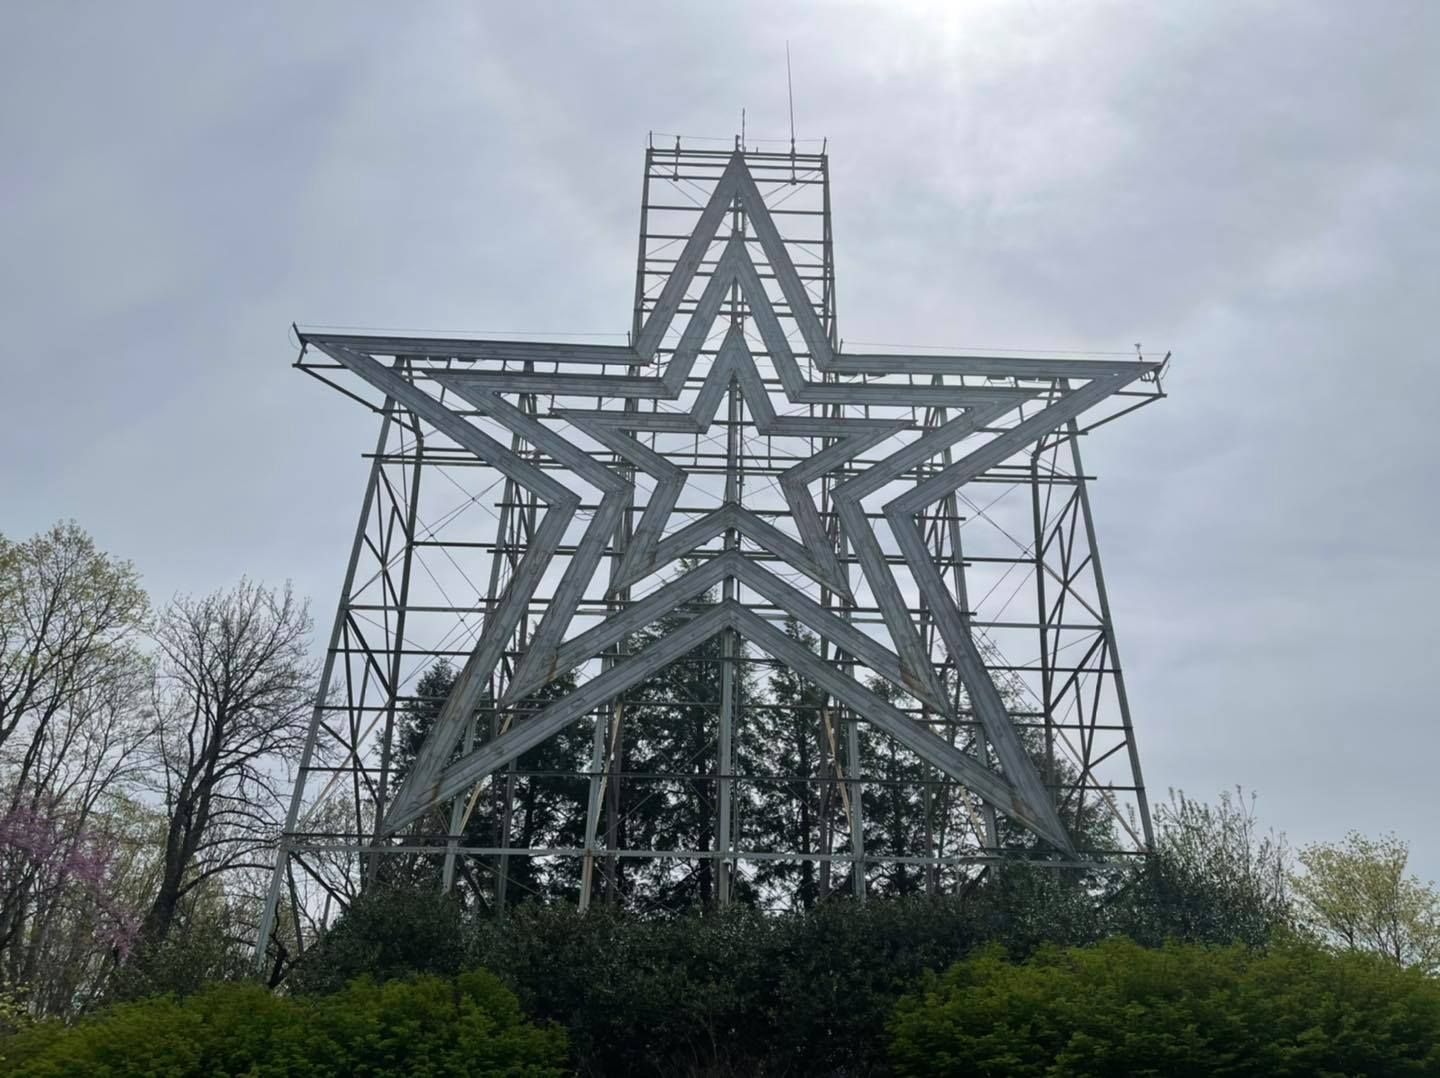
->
[888,938,1440,1077]
[282,845,1304,1076]
[287,884,471,996]
[288,869,1253,1077]
[1108,790,1293,949]
[1,970,568,1077]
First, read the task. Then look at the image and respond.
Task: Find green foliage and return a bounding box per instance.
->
[287,836,1312,1078]
[0,982,35,1038]
[276,783,1318,1074]
[1294,830,1440,973]
[2,971,568,1077]
[295,884,1104,1076]
[754,896,989,1077]
[390,659,590,908]
[477,904,775,1076]
[1110,788,1292,947]
[287,884,470,996]
[294,889,994,1074]
[888,937,1440,1077]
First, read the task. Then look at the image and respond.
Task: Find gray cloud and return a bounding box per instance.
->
[3,3,1436,877]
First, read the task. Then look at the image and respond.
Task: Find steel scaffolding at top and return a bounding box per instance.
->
[259,136,1167,958]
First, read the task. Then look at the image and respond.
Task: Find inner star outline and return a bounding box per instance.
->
[297,151,1164,856]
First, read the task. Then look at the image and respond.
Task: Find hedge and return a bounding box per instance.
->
[2,970,568,1077]
[888,938,1440,1077]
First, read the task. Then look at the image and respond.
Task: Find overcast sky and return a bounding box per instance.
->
[4,3,1437,880]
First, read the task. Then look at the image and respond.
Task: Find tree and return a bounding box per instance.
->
[1110,787,1292,947]
[393,659,458,792]
[749,618,831,908]
[1293,831,1440,974]
[0,523,147,765]
[0,523,152,1015]
[139,580,313,950]
[388,658,589,908]
[611,589,760,911]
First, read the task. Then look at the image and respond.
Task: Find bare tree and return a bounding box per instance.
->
[140,581,313,949]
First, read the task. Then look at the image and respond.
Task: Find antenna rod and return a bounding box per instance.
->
[786,42,796,151]
[786,41,796,182]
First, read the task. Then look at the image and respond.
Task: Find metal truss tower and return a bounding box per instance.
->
[259,138,1166,959]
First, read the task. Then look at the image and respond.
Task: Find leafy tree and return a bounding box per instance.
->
[1293,830,1440,973]
[888,938,1440,1078]
[0,522,148,764]
[1110,788,1292,947]
[105,868,259,1004]
[393,658,458,792]
[0,523,152,1015]
[14,795,168,1014]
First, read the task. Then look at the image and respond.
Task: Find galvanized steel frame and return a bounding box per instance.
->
[259,139,1164,961]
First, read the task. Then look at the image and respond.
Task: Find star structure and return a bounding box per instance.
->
[299,151,1163,856]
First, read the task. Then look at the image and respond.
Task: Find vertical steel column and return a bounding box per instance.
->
[846,710,865,899]
[1063,413,1154,848]
[368,404,424,883]
[716,378,741,905]
[714,176,746,905]
[257,380,401,968]
[581,148,656,910]
[812,151,863,899]
[1030,445,1058,796]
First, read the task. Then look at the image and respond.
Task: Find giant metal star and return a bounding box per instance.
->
[302,151,1160,856]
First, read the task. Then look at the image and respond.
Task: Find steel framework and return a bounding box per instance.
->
[258,138,1166,959]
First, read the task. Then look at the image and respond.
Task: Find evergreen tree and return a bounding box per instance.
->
[388,655,588,908]
[749,618,830,909]
[606,580,759,911]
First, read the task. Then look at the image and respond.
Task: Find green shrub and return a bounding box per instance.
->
[282,855,1305,1076]
[289,874,1212,1076]
[287,884,471,996]
[2,970,567,1077]
[888,938,1440,1077]
[467,897,990,1076]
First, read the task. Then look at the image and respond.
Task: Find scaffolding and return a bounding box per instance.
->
[258,137,1167,957]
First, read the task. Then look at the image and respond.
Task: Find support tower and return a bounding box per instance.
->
[259,138,1166,959]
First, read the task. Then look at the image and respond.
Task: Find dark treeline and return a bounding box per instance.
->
[384,604,1110,918]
